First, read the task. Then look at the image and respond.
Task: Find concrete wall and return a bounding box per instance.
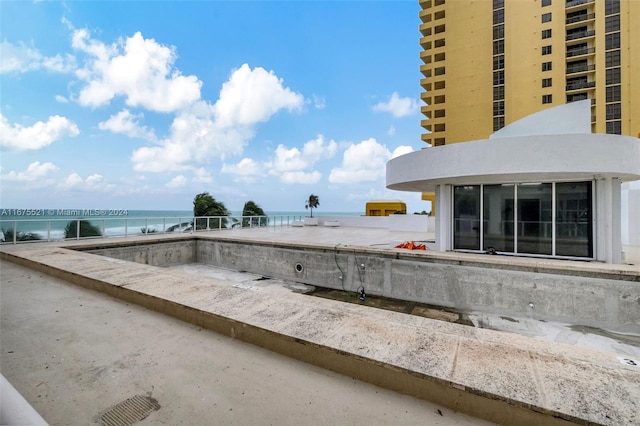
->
[622,181,640,245]
[88,240,196,267]
[196,240,640,334]
[85,239,639,334]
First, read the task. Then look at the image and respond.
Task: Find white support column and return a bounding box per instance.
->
[435,184,452,251]
[595,177,623,263]
[611,178,622,263]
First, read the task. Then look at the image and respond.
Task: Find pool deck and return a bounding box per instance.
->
[1,227,639,425]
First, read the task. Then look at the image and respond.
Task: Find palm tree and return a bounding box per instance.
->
[242,200,267,227]
[305,194,320,218]
[1,228,42,243]
[193,192,230,230]
[64,220,102,238]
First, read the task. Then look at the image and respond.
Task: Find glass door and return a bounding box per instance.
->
[453,186,480,250]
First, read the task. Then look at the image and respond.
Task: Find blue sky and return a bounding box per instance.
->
[0,0,429,214]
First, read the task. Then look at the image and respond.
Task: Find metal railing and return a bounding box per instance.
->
[0,215,304,244]
[566,13,595,25]
[566,30,595,41]
[566,64,595,74]
[566,47,595,58]
[566,81,595,91]
[565,0,594,8]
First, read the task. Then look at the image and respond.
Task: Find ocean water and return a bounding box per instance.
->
[0,209,361,241]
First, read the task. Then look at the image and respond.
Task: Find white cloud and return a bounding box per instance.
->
[85,174,104,188]
[312,94,326,109]
[387,125,396,136]
[0,40,75,73]
[59,172,115,192]
[98,109,156,141]
[61,172,84,189]
[131,138,193,173]
[132,65,305,172]
[372,92,419,118]
[221,158,263,183]
[391,145,413,158]
[1,161,58,181]
[329,138,391,184]
[280,170,322,185]
[166,175,187,188]
[214,64,304,128]
[72,30,202,112]
[0,113,80,150]
[267,135,336,183]
[193,168,213,183]
[302,134,337,160]
[55,95,69,103]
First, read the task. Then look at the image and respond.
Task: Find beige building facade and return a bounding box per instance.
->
[419,0,639,146]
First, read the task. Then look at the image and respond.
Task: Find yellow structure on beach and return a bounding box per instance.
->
[365,200,406,216]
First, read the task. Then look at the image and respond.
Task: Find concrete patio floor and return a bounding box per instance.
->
[1,260,491,426]
[1,226,639,425]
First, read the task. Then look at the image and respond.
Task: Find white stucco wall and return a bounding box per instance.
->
[387,134,640,192]
[386,134,640,263]
[622,181,640,245]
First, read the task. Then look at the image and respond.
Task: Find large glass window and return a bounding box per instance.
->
[556,182,592,257]
[454,186,480,250]
[454,182,592,258]
[517,183,552,255]
[483,185,514,252]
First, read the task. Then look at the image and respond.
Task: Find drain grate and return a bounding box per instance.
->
[97,395,160,426]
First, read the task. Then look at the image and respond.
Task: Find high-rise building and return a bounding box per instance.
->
[418,0,639,146]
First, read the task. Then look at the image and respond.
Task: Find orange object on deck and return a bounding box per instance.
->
[395,241,427,250]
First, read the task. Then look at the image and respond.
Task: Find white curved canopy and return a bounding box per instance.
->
[387,133,640,192]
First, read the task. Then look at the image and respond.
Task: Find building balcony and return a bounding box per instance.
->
[420,64,430,77]
[565,0,595,9]
[566,12,595,25]
[419,9,431,23]
[567,93,590,103]
[420,50,433,65]
[566,47,595,58]
[420,36,432,49]
[566,64,595,75]
[566,81,595,91]
[566,30,595,41]
[419,22,431,36]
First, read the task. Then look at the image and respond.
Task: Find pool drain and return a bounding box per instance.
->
[97,394,160,426]
[294,262,304,273]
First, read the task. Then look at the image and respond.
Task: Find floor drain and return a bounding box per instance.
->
[97,395,160,426]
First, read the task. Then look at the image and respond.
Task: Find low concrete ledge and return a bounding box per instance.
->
[324,220,340,227]
[1,246,638,426]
